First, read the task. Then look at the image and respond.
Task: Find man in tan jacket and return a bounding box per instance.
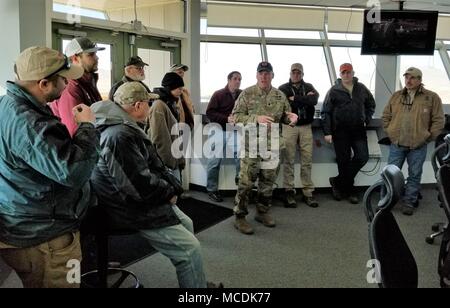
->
[382,67,444,215]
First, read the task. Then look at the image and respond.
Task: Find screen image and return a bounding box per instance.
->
[361,10,438,55]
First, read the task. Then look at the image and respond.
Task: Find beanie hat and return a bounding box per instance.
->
[161,72,184,90]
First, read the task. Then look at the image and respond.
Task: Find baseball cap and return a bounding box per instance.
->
[170,64,189,72]
[114,82,155,105]
[257,61,273,73]
[339,63,354,73]
[125,56,149,68]
[291,63,304,72]
[15,46,84,81]
[403,67,422,78]
[65,37,105,57]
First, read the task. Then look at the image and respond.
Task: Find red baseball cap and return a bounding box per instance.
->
[339,63,353,73]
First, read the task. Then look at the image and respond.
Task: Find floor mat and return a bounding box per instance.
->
[82,198,233,271]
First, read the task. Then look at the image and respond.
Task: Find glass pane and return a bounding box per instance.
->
[202,26,259,37]
[267,45,331,107]
[265,29,320,39]
[331,47,377,94]
[400,51,450,104]
[137,48,172,91]
[200,42,262,107]
[328,32,363,41]
[62,39,112,100]
[53,3,107,19]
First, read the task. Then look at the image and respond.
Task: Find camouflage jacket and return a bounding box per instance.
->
[232,85,291,153]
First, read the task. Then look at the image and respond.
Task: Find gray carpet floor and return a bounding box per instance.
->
[0,186,445,288]
[126,187,445,288]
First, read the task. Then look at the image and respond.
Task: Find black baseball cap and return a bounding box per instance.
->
[125,56,149,67]
[257,61,273,73]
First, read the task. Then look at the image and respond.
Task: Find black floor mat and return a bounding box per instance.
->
[82,198,233,272]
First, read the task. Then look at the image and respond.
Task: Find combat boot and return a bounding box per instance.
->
[284,190,297,208]
[234,217,254,235]
[255,212,276,228]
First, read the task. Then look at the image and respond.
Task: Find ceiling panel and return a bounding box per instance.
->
[212,0,450,14]
[54,0,181,11]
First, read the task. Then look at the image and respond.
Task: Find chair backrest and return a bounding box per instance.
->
[437,165,450,220]
[363,165,418,288]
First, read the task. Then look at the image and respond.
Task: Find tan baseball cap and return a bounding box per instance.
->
[114,82,158,105]
[15,47,84,81]
[291,63,304,72]
[403,67,422,78]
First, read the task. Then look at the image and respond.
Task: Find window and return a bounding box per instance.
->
[327,32,363,41]
[331,47,376,94]
[265,30,320,39]
[62,40,112,100]
[138,48,171,91]
[53,3,107,20]
[400,51,450,104]
[200,42,262,106]
[202,26,260,37]
[266,45,331,103]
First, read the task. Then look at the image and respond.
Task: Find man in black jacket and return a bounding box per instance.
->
[91,82,219,288]
[321,63,376,204]
[279,63,319,208]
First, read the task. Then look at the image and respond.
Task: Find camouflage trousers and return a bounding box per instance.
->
[234,156,279,217]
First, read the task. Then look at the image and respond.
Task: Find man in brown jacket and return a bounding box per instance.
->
[382,67,444,215]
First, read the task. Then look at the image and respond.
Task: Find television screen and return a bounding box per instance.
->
[361,10,438,55]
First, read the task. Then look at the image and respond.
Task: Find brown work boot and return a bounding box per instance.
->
[255,212,276,228]
[303,195,319,208]
[284,190,297,208]
[234,217,254,235]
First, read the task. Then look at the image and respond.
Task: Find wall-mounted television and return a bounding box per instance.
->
[361,10,439,55]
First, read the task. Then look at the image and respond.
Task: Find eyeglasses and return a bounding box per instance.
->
[42,55,71,80]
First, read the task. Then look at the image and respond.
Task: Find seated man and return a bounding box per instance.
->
[90,82,220,288]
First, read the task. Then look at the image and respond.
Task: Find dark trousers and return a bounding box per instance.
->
[332,127,369,194]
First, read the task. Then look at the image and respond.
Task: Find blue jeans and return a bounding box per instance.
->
[206,129,240,192]
[388,144,428,206]
[139,205,206,288]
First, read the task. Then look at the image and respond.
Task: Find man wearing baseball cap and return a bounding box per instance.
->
[91,82,222,288]
[279,63,319,208]
[51,37,105,136]
[108,56,152,101]
[232,61,298,235]
[0,47,100,288]
[321,63,376,204]
[170,63,195,130]
[382,67,444,215]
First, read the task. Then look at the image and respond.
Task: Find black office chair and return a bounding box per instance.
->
[426,137,449,244]
[363,165,418,288]
[81,206,142,288]
[435,149,450,288]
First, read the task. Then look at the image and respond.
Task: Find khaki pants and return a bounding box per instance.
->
[0,232,81,288]
[282,124,314,196]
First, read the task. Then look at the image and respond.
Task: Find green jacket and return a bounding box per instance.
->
[0,82,100,247]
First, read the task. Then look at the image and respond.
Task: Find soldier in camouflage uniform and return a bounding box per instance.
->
[232,61,298,235]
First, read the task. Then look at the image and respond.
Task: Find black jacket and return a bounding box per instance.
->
[321,77,376,135]
[279,80,318,125]
[90,101,181,230]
